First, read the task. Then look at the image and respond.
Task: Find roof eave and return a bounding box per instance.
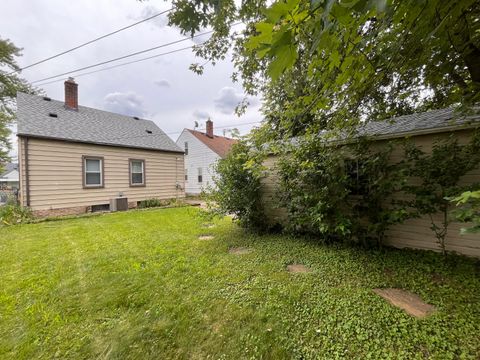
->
[16,133,185,154]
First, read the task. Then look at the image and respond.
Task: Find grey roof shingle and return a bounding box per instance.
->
[16,92,183,153]
[356,107,480,138]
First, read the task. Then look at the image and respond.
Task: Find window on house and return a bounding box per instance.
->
[83,156,103,188]
[345,159,368,195]
[184,142,189,155]
[185,169,188,181]
[198,167,203,183]
[130,159,145,186]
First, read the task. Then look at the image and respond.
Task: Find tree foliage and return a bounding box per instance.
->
[208,141,266,230]
[450,190,480,234]
[0,38,34,170]
[276,134,410,246]
[404,132,480,254]
[168,0,480,140]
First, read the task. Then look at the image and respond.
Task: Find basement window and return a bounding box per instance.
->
[83,156,104,188]
[48,113,58,118]
[91,204,110,213]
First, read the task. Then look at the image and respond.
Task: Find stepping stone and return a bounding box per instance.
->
[229,247,252,255]
[198,235,214,240]
[373,288,436,318]
[287,264,311,273]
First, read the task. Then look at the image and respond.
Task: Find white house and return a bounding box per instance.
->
[0,163,19,189]
[176,120,237,195]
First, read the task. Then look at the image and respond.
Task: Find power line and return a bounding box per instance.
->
[30,26,225,84]
[31,22,242,85]
[35,44,199,87]
[10,8,173,75]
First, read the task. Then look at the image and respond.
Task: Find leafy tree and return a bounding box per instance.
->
[404,132,480,255]
[0,38,34,171]
[208,141,266,230]
[167,0,480,139]
[276,134,410,246]
[450,190,480,234]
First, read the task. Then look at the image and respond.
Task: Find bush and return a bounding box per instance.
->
[138,198,174,209]
[450,190,480,234]
[277,134,410,246]
[0,199,32,226]
[208,141,266,230]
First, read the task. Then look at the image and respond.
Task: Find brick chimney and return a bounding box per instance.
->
[206,119,213,138]
[64,77,78,110]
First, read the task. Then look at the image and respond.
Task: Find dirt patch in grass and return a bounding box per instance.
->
[229,247,252,255]
[198,235,215,241]
[287,264,311,273]
[373,288,436,318]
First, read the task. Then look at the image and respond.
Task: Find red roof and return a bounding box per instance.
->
[187,129,238,158]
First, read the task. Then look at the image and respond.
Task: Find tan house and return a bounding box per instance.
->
[16,79,184,217]
[261,108,480,257]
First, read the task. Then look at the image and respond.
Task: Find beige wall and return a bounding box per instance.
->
[18,137,185,211]
[261,129,480,257]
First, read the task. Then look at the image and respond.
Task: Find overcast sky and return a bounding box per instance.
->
[1,0,263,159]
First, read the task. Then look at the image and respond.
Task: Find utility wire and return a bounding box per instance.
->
[30,26,225,84]
[9,8,173,75]
[35,44,199,87]
[31,22,242,84]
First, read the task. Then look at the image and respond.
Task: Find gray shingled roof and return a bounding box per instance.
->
[356,107,480,138]
[16,92,183,153]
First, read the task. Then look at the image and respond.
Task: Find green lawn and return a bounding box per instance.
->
[0,207,479,359]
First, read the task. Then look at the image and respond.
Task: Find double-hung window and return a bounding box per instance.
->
[184,142,189,155]
[198,167,203,183]
[185,168,188,181]
[83,156,103,188]
[130,159,145,186]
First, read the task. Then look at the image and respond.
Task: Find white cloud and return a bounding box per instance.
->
[193,109,210,120]
[154,79,171,88]
[136,5,168,28]
[103,91,148,118]
[213,86,247,114]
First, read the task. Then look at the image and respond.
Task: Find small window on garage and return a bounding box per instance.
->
[185,168,188,181]
[130,159,145,186]
[184,142,189,155]
[198,167,203,183]
[83,156,104,188]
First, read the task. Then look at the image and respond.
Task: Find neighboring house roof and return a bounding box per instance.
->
[186,129,238,158]
[16,92,183,153]
[356,107,480,140]
[0,163,18,177]
[0,169,19,182]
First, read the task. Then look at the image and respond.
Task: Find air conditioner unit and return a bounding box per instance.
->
[110,197,128,212]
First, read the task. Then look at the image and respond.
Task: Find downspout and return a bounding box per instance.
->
[24,137,30,207]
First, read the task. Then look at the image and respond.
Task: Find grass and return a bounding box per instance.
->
[0,207,479,359]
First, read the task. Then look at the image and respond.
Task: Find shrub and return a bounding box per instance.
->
[276,134,410,246]
[208,141,266,230]
[138,198,173,209]
[0,199,32,226]
[450,190,480,234]
[404,131,480,255]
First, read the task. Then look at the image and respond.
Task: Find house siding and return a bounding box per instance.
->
[261,129,480,258]
[18,137,185,213]
[176,130,221,195]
